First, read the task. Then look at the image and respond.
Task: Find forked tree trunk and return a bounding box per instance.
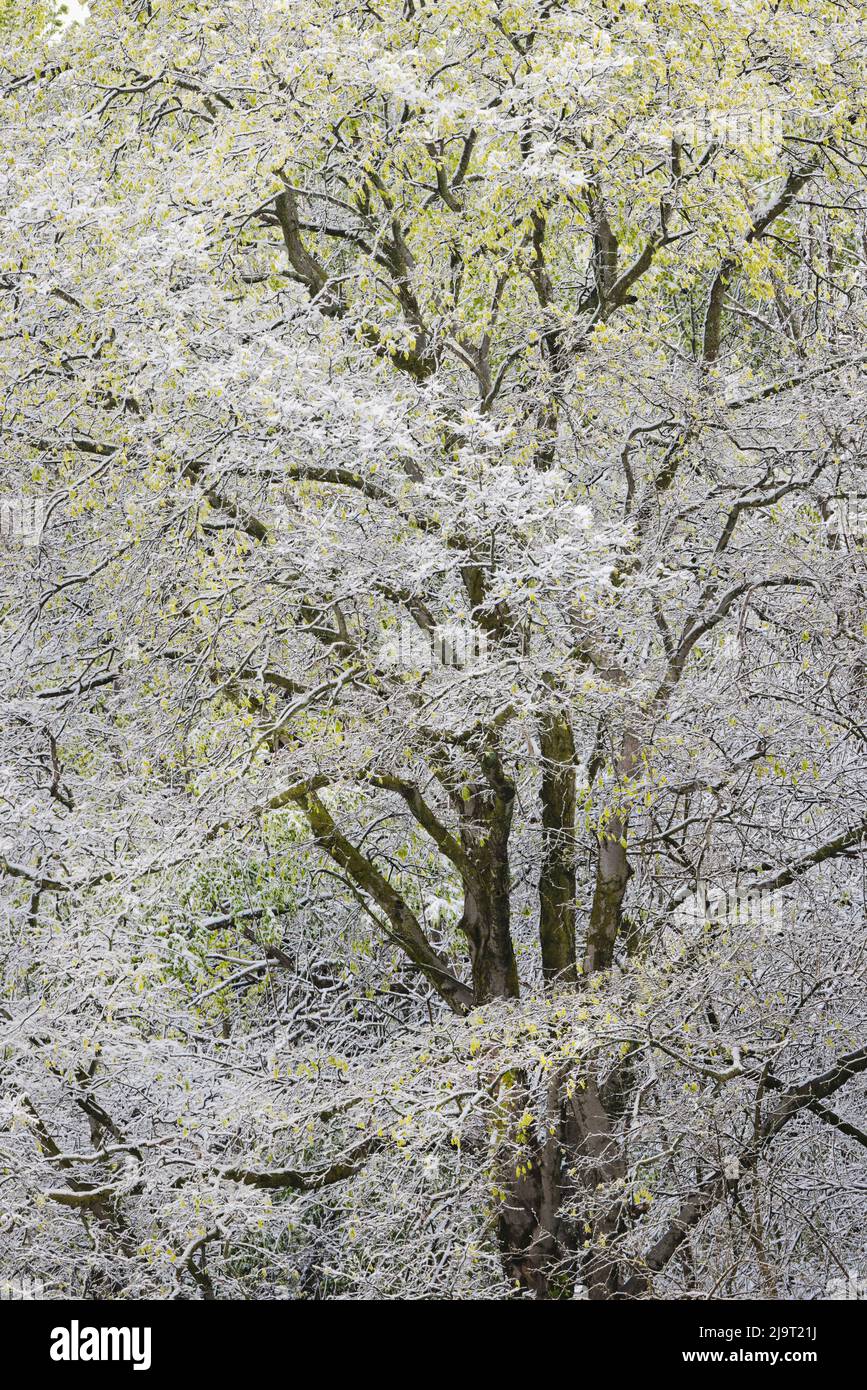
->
[562,1070,630,1298]
[494,1059,632,1300]
[495,1072,565,1297]
[495,729,641,1298]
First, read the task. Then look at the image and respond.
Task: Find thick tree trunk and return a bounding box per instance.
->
[458,788,519,1003]
[496,1066,630,1300]
[538,710,578,985]
[496,723,641,1297]
[563,1070,630,1298]
[584,731,640,973]
[496,1072,565,1298]
[584,823,632,973]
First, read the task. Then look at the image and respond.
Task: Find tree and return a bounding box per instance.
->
[1,0,866,1299]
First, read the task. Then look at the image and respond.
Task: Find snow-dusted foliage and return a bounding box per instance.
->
[1,0,865,1299]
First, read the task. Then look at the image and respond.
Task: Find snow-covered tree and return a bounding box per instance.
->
[1,0,866,1299]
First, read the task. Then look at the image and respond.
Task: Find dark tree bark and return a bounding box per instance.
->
[457,784,520,1003]
[538,710,578,985]
[584,732,640,974]
[564,1072,629,1298]
[496,1072,565,1298]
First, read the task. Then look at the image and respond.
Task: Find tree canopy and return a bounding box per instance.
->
[1,0,866,1299]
